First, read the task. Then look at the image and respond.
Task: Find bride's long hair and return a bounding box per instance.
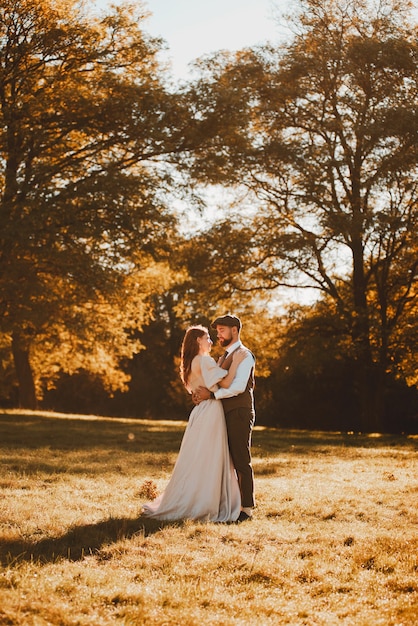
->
[180,325,207,388]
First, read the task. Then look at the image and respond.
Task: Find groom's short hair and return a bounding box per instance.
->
[211,314,241,331]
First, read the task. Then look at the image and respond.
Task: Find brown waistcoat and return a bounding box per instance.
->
[220,348,255,413]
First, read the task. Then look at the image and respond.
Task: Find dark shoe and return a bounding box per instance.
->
[235,511,252,523]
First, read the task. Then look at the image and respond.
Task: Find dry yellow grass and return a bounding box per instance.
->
[0,410,417,625]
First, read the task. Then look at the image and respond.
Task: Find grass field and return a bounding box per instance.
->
[0,410,417,625]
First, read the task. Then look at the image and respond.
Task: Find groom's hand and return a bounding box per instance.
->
[192,386,211,404]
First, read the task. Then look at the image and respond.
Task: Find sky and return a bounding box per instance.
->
[93,0,290,79]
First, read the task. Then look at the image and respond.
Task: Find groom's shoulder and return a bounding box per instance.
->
[241,344,255,361]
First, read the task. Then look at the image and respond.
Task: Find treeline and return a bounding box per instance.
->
[0,0,417,433]
[41,306,418,434]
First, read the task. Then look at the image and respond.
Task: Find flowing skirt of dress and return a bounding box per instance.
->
[142,399,241,522]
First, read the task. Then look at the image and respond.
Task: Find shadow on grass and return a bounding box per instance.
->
[0,411,184,453]
[0,515,182,567]
[253,428,418,453]
[1,411,417,454]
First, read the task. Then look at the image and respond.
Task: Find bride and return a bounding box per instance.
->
[142,325,245,522]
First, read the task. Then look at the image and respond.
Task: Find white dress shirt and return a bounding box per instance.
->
[214,341,255,400]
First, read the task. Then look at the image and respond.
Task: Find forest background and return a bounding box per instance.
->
[0,0,417,434]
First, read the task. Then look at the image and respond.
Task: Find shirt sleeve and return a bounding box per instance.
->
[200,355,228,391]
[214,351,254,399]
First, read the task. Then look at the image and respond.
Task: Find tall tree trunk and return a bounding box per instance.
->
[12,331,37,409]
[351,237,381,432]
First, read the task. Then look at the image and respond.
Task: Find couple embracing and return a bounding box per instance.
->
[142,314,256,523]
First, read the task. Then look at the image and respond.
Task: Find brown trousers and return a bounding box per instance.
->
[224,405,255,508]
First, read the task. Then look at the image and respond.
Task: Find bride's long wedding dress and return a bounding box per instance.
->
[142,355,241,522]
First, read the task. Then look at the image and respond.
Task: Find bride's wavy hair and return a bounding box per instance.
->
[180,325,208,388]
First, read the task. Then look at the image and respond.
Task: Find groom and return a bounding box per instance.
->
[195,314,256,522]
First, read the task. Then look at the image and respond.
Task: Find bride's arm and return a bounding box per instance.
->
[218,350,247,388]
[192,351,247,404]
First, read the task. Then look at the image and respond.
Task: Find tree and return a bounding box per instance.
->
[183,0,418,431]
[0,0,189,407]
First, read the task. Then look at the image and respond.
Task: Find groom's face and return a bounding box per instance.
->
[215,325,234,347]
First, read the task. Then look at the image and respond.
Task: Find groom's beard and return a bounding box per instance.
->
[219,336,233,347]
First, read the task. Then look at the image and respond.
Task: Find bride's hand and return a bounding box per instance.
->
[232,348,247,365]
